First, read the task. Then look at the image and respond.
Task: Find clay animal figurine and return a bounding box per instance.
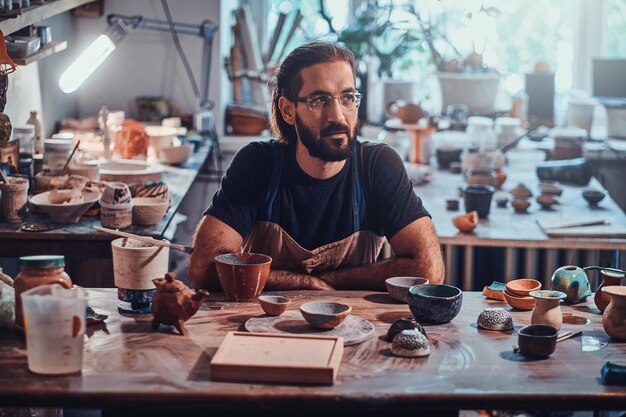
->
[151,272,209,335]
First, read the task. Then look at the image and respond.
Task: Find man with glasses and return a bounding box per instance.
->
[190,41,444,291]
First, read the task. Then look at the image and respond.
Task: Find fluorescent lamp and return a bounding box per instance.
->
[59,19,129,94]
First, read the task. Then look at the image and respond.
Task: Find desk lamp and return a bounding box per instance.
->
[59,13,218,138]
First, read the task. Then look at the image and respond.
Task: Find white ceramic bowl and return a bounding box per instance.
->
[145,126,178,156]
[160,143,193,165]
[29,189,101,224]
[132,197,169,226]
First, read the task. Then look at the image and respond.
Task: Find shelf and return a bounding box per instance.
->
[0,0,95,35]
[11,39,66,65]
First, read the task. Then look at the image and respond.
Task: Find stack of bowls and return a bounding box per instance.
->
[503,278,541,310]
[100,182,133,228]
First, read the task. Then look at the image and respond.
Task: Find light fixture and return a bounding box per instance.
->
[59,19,129,94]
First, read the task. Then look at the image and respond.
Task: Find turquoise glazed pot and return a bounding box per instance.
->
[550,265,592,304]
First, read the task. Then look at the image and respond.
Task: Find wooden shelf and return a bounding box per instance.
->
[0,0,95,35]
[11,39,66,65]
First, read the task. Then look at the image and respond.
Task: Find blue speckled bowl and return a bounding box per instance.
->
[408,284,463,324]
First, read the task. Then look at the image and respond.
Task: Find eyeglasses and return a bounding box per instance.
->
[290,91,362,112]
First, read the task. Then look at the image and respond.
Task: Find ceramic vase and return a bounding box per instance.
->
[550,265,592,304]
[602,286,626,340]
[529,290,567,330]
[594,269,624,313]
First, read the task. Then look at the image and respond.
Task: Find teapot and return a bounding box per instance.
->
[386,101,424,124]
[151,272,209,335]
[550,265,591,304]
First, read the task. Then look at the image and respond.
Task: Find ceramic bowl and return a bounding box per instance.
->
[452,211,479,233]
[503,289,536,310]
[100,181,133,209]
[506,278,542,297]
[407,284,463,324]
[386,317,427,342]
[391,329,430,357]
[536,193,558,210]
[145,126,177,156]
[132,197,169,226]
[214,253,272,302]
[160,143,194,165]
[539,180,563,196]
[582,189,606,207]
[477,307,514,331]
[494,192,509,208]
[29,188,101,224]
[516,324,558,358]
[511,197,531,213]
[299,301,351,329]
[258,295,291,316]
[385,276,429,303]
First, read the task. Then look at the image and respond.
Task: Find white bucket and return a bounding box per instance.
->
[111,238,169,290]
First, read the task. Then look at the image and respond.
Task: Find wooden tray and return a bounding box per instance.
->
[210,331,343,385]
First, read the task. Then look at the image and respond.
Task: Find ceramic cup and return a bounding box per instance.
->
[464,184,495,218]
[215,253,272,302]
[516,324,558,358]
[0,176,29,222]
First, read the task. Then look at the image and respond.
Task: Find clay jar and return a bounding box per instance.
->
[594,268,625,313]
[215,252,272,302]
[386,101,424,124]
[550,265,592,304]
[601,286,626,340]
[151,272,209,336]
[529,290,567,330]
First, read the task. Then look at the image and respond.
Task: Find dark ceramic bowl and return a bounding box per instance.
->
[582,189,605,207]
[299,301,351,329]
[386,317,427,341]
[408,284,463,324]
[516,324,558,358]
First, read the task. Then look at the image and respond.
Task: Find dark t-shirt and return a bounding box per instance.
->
[205,140,429,250]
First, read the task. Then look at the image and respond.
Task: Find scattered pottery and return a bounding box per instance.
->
[482,281,506,301]
[510,183,533,198]
[132,197,168,226]
[391,329,430,357]
[299,301,351,330]
[584,266,626,313]
[511,197,531,214]
[446,198,459,211]
[536,193,558,210]
[258,295,291,316]
[214,252,272,302]
[494,192,509,208]
[503,289,536,311]
[452,211,479,233]
[529,290,567,330]
[582,189,606,207]
[386,101,424,124]
[506,278,542,297]
[550,265,592,304]
[408,284,463,324]
[602,286,626,340]
[539,180,563,196]
[29,189,101,224]
[385,276,429,303]
[463,185,495,218]
[386,317,427,342]
[151,272,209,336]
[477,307,513,331]
[514,324,558,358]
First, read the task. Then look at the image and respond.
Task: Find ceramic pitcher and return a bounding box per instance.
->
[584,266,625,313]
[602,285,626,340]
[550,265,592,304]
[529,290,567,330]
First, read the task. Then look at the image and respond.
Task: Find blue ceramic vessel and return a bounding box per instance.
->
[408,284,463,324]
[550,265,591,304]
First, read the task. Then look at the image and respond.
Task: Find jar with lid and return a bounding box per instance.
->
[13,124,35,158]
[14,255,72,332]
[43,138,73,174]
[377,124,411,162]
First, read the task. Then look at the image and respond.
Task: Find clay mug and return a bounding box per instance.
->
[550,265,592,304]
[215,252,272,302]
[601,285,626,340]
[583,266,625,313]
[386,101,424,124]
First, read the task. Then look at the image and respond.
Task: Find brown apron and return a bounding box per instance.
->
[242,142,386,276]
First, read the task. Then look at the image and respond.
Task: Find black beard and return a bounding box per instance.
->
[295,115,357,162]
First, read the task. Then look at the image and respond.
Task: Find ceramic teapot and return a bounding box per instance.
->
[550,265,592,304]
[386,101,424,124]
[151,272,209,335]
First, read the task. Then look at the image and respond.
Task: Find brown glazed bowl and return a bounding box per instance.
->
[503,289,536,311]
[299,301,352,329]
[506,278,542,297]
[258,295,291,316]
[214,253,272,302]
[452,211,479,233]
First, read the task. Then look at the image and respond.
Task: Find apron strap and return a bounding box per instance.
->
[351,142,366,231]
[263,142,284,222]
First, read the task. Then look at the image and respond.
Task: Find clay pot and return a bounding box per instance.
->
[550,265,592,304]
[258,295,290,316]
[510,183,533,198]
[602,286,626,340]
[506,278,542,297]
[386,101,424,124]
[536,193,558,210]
[151,272,209,335]
[214,252,272,302]
[511,197,531,214]
[539,180,563,196]
[590,268,625,313]
[515,324,558,358]
[529,290,567,330]
[408,284,463,324]
[582,189,605,207]
[452,211,479,233]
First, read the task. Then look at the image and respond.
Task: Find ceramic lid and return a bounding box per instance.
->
[19,255,64,268]
[158,272,187,293]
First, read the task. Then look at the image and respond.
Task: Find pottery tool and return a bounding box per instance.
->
[556,330,582,343]
[544,220,610,230]
[93,226,194,254]
[61,140,81,176]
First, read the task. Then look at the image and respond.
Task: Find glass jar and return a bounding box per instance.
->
[43,138,73,174]
[14,124,35,158]
[14,255,72,332]
[466,116,495,152]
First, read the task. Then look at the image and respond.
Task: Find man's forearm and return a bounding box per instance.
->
[265,270,334,291]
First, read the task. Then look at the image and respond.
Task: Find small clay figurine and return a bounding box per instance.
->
[151,272,209,335]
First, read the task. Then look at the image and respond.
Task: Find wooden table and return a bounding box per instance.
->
[0,290,623,416]
[415,148,626,288]
[0,144,211,286]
